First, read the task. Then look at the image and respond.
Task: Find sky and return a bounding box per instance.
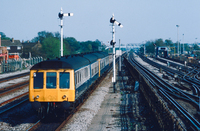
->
[1,0,200,45]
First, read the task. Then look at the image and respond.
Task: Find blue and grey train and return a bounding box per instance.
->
[29,51,110,116]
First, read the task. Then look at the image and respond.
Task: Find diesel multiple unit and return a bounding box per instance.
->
[29,52,110,116]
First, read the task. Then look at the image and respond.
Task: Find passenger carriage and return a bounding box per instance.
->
[29,52,110,116]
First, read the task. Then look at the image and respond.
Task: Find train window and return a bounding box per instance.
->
[77,72,79,83]
[33,72,43,89]
[46,72,56,89]
[95,67,98,73]
[79,72,81,82]
[59,72,70,89]
[75,73,77,85]
[84,67,88,77]
[92,69,94,76]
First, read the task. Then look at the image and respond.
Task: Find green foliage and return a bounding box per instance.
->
[80,41,93,53]
[145,41,155,53]
[193,44,199,50]
[141,38,177,54]
[42,37,60,59]
[184,44,190,52]
[30,31,102,59]
[165,39,173,46]
[0,32,10,40]
[64,37,80,54]
[155,38,164,47]
[31,31,55,43]
[0,31,107,59]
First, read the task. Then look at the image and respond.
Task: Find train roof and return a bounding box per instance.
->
[83,52,108,63]
[30,51,108,70]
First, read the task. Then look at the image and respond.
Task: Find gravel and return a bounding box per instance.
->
[61,84,111,131]
[0,68,30,105]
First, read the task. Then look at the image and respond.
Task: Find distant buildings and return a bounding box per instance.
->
[1,38,23,54]
[0,35,42,63]
[21,40,42,58]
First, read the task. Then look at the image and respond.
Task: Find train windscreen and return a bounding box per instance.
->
[59,72,70,89]
[46,72,57,89]
[33,72,43,89]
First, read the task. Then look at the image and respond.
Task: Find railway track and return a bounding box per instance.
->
[126,53,200,130]
[0,81,29,96]
[0,93,29,115]
[0,72,30,116]
[27,59,115,131]
[0,72,29,83]
[153,57,200,95]
[139,55,200,104]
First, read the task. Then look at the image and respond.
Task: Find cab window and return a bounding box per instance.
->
[33,72,43,89]
[59,72,70,89]
[46,72,56,89]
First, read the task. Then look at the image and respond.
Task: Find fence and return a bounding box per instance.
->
[0,57,43,73]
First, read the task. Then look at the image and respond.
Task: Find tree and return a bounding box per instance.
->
[24,31,105,58]
[145,41,155,54]
[165,39,173,46]
[42,37,60,59]
[64,37,80,54]
[193,44,200,50]
[0,32,10,40]
[155,38,164,47]
[80,41,92,53]
[54,32,61,39]
[31,31,54,43]
[184,44,190,52]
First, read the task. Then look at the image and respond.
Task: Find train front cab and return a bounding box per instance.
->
[29,69,75,112]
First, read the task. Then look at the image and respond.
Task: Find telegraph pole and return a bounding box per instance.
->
[110,14,123,92]
[58,7,73,57]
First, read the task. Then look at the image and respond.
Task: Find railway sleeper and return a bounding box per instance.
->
[124,58,187,131]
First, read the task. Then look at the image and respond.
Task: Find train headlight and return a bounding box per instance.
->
[62,95,66,99]
[36,95,39,99]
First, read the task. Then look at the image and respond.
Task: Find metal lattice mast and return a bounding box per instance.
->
[58,7,73,57]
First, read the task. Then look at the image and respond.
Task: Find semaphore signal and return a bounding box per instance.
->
[109,14,123,92]
[110,15,123,28]
[58,7,73,57]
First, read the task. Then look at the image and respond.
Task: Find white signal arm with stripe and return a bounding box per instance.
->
[110,14,123,28]
[63,13,74,17]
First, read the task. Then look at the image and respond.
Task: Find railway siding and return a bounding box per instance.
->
[124,54,187,130]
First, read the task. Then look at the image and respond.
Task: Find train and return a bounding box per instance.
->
[29,51,110,117]
[156,47,169,58]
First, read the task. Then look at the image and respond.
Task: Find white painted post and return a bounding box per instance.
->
[119,39,121,72]
[112,21,116,83]
[176,25,179,55]
[109,14,123,92]
[58,7,73,57]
